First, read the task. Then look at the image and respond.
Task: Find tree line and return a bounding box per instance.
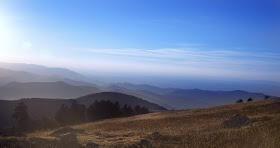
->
[55,100,149,125]
[10,100,149,132]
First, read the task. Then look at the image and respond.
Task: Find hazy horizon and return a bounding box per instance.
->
[1,0,280,82]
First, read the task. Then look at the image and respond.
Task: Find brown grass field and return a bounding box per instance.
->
[26,98,280,148]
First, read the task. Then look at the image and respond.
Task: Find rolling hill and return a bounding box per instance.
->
[77,92,166,111]
[25,98,280,147]
[0,92,166,128]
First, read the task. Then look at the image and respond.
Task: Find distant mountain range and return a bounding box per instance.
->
[0,62,275,110]
[106,83,268,109]
[0,68,51,86]
[0,62,86,81]
[0,62,277,129]
[0,62,105,86]
[0,80,268,110]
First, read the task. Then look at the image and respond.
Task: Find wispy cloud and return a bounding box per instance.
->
[77,48,280,65]
[69,47,280,81]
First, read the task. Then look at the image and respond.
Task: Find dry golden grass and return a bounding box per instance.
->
[28,98,280,148]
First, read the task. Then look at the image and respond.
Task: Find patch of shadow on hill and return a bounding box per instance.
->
[222,114,260,128]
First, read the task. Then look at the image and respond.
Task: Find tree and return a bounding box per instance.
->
[55,101,87,125]
[236,99,243,103]
[134,105,149,114]
[69,100,87,124]
[140,106,149,114]
[112,101,122,117]
[122,104,133,116]
[12,102,30,131]
[134,105,142,114]
[264,95,270,99]
[87,100,116,121]
[247,98,253,102]
[55,104,70,125]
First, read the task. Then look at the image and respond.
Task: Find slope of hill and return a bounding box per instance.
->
[0,92,166,128]
[27,98,280,147]
[0,81,101,100]
[77,92,167,111]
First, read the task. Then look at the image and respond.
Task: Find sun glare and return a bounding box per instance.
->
[0,18,16,53]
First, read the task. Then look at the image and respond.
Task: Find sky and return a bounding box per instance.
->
[0,0,279,81]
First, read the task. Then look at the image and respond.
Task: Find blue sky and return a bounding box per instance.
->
[0,0,279,81]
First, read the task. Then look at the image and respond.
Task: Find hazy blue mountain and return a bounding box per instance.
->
[162,78,280,97]
[62,78,100,87]
[112,83,269,109]
[99,75,280,96]
[0,64,103,89]
[2,62,278,97]
[0,62,109,86]
[0,62,86,81]
[0,81,101,100]
[0,68,52,86]
[104,85,174,109]
[0,62,275,110]
[113,83,176,95]
[164,89,267,109]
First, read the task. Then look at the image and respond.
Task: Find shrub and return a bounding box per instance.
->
[264,95,270,99]
[247,98,253,102]
[236,99,243,103]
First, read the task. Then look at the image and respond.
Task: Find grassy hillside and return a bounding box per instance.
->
[26,98,280,147]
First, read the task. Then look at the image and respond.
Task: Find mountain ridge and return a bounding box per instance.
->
[0,81,101,100]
